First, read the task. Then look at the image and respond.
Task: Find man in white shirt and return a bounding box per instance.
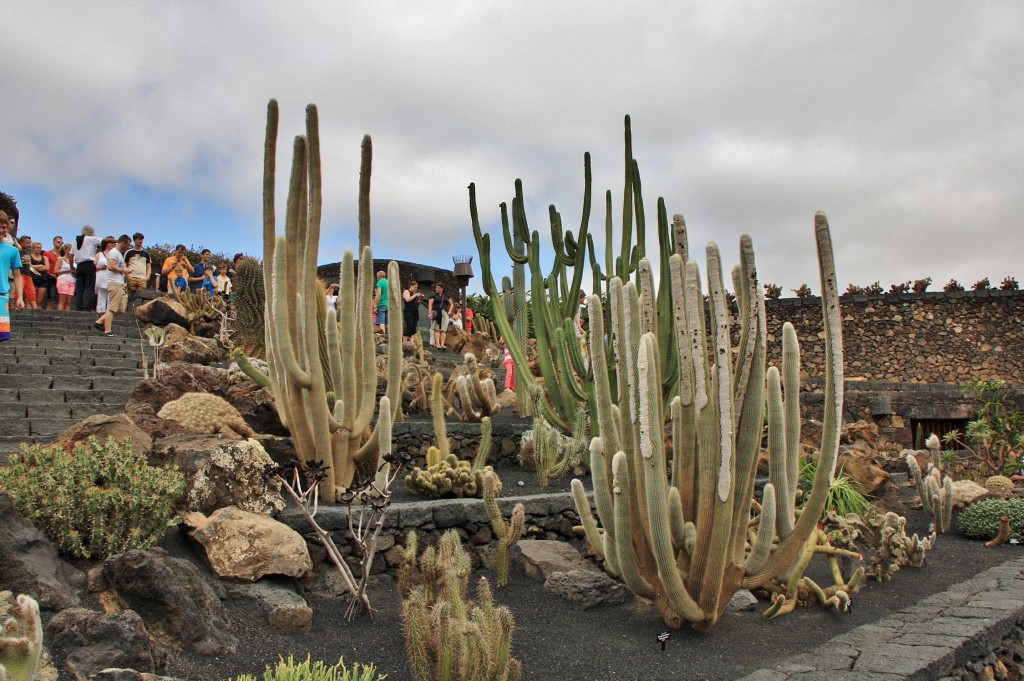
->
[72,225,103,311]
[95,235,128,336]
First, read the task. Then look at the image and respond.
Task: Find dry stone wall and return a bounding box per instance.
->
[765,290,1024,386]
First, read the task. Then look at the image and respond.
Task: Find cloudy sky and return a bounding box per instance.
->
[3,2,1021,295]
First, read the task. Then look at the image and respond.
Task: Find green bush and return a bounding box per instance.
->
[798,457,872,518]
[0,437,185,559]
[957,498,1024,542]
[228,655,385,681]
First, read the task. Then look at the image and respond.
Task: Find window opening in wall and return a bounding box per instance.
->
[909,418,968,450]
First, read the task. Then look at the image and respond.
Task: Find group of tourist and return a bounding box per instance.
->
[0,206,241,341]
[326,276,473,350]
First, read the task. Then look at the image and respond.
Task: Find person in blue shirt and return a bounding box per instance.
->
[0,210,26,341]
[189,249,219,294]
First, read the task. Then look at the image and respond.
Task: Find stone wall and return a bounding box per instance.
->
[392,420,528,470]
[765,289,1024,386]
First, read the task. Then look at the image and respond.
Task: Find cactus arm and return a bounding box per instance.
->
[356,260,404,460]
[766,367,793,538]
[611,452,655,598]
[744,483,777,573]
[782,322,802,526]
[746,213,844,585]
[473,417,493,470]
[637,333,706,623]
[232,349,272,389]
[358,135,371,254]
[499,202,530,265]
[618,116,634,282]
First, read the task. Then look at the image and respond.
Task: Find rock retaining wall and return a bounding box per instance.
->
[278,492,584,576]
[766,290,1024,386]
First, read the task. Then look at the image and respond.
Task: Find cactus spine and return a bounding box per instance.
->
[261,100,401,499]
[575,212,845,630]
[0,594,42,681]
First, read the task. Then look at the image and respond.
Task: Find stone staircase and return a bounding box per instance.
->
[0,309,144,459]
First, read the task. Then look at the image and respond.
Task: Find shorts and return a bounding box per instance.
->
[57,278,76,296]
[375,307,388,325]
[431,311,451,332]
[107,283,127,314]
[21,274,35,302]
[126,277,148,292]
[0,294,9,341]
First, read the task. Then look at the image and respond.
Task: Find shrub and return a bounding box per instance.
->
[864,281,884,295]
[1000,276,1020,291]
[957,498,1024,542]
[972,277,991,291]
[943,279,965,292]
[763,283,783,300]
[228,655,385,681]
[889,281,911,294]
[942,379,1024,477]
[912,277,932,293]
[792,284,812,298]
[0,437,184,559]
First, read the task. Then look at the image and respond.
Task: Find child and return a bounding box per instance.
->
[173,267,188,295]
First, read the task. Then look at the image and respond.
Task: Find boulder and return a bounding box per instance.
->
[0,492,83,611]
[151,435,284,514]
[183,507,312,582]
[51,415,153,460]
[225,581,312,634]
[135,298,189,328]
[125,365,226,440]
[225,385,287,437]
[514,539,598,582]
[543,569,627,609]
[160,324,226,365]
[951,480,995,509]
[46,608,166,679]
[101,548,237,656]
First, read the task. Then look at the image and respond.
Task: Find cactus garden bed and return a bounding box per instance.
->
[69,505,1018,681]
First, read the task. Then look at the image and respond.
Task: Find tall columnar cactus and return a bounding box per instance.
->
[470,118,691,439]
[572,214,845,630]
[0,594,43,681]
[261,100,401,499]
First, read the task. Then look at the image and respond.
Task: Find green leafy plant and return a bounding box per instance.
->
[942,379,1024,476]
[227,654,385,681]
[0,437,184,559]
[798,457,872,518]
[957,498,1024,542]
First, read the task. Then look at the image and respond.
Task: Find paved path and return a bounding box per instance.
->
[0,308,143,459]
[739,556,1024,680]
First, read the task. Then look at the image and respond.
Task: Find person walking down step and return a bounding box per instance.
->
[95,236,127,337]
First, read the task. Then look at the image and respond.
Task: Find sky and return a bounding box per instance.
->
[2,2,1022,296]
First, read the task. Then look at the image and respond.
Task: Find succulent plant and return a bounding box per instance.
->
[158,391,255,438]
[404,453,498,499]
[483,470,524,587]
[0,594,42,681]
[958,498,1024,542]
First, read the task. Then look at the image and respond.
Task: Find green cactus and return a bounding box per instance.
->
[483,470,524,587]
[572,211,846,630]
[233,256,266,358]
[0,594,43,681]
[471,117,689,442]
[399,530,521,681]
[957,498,1024,542]
[157,391,255,438]
[472,417,493,471]
[260,100,401,499]
[404,453,499,499]
[233,348,272,388]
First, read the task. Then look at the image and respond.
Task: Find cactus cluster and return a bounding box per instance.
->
[399,531,521,681]
[0,438,184,559]
[482,471,524,587]
[405,452,498,499]
[567,208,847,630]
[906,434,954,533]
[0,594,43,681]
[865,511,935,581]
[260,101,401,499]
[454,353,502,422]
[527,408,587,488]
[158,391,255,438]
[173,286,228,338]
